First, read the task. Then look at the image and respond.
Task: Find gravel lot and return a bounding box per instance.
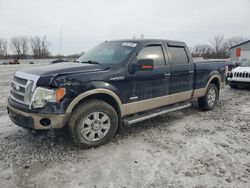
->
[0,64,249,188]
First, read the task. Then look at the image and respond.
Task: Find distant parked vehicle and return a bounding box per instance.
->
[227,60,246,72]
[227,59,250,88]
[51,59,67,64]
[9,58,20,65]
[234,60,246,68]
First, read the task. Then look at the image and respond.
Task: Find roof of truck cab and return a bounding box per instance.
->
[109,39,186,46]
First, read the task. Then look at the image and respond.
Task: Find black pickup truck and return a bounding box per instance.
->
[7,39,227,148]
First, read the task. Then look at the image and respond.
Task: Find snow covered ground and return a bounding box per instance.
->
[0,64,249,188]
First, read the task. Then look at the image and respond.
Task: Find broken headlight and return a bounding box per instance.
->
[31,87,65,108]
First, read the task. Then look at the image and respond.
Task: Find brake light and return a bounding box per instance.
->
[142,65,153,69]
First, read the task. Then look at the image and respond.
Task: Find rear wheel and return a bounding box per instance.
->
[69,99,118,148]
[198,83,218,111]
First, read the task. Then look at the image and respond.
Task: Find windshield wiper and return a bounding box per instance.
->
[81,60,101,65]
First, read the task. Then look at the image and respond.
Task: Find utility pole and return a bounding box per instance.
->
[59,27,63,56]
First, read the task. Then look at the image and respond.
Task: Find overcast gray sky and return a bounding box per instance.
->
[0,0,249,55]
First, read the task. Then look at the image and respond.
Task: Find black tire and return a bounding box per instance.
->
[198,83,219,111]
[69,99,118,148]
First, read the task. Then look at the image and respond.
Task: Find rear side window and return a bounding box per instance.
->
[137,45,165,66]
[168,46,188,64]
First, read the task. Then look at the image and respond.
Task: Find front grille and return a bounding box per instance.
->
[233,72,250,78]
[13,76,28,85]
[10,76,29,104]
[11,82,25,93]
[10,89,25,101]
[10,72,40,106]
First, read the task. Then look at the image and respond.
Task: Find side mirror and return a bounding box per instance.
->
[137,59,154,71]
[128,59,154,74]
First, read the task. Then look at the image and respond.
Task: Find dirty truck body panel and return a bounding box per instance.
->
[7,39,226,131]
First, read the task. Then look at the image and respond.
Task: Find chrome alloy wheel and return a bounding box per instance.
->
[80,112,111,141]
[207,88,216,107]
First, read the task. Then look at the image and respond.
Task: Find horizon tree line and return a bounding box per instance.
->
[0,35,50,59]
[0,35,248,60]
[191,35,248,59]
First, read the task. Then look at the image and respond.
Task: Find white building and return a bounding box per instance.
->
[230,40,250,61]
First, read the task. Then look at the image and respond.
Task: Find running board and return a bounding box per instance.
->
[123,102,192,126]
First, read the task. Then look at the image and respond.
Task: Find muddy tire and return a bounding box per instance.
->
[198,83,218,111]
[69,99,118,148]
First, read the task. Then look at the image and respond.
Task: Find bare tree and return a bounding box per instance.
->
[20,37,29,57]
[0,38,8,58]
[192,35,248,59]
[30,36,41,58]
[10,37,21,57]
[10,36,29,58]
[41,36,50,58]
[30,36,50,58]
[192,44,213,58]
[210,35,224,53]
[225,36,248,48]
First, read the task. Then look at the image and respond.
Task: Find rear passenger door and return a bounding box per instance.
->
[167,45,194,95]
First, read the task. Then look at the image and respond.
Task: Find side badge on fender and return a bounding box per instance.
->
[109,76,125,81]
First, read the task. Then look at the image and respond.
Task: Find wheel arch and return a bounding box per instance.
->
[206,74,221,92]
[66,89,124,117]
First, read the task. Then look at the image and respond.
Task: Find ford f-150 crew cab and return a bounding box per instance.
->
[7,39,227,148]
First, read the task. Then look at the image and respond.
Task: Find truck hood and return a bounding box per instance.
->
[22,62,109,76]
[232,66,250,73]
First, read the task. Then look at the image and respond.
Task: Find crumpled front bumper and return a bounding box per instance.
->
[7,105,71,130]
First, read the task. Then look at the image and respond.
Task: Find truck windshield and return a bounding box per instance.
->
[76,41,137,65]
[241,60,250,67]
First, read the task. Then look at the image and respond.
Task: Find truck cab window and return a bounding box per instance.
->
[168,46,188,64]
[137,45,165,66]
[77,42,135,65]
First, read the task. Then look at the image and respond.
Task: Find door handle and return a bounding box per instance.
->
[189,70,194,74]
[164,73,171,77]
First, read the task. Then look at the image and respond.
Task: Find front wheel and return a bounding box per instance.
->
[69,100,118,148]
[198,83,219,111]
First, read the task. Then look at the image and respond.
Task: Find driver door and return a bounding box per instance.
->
[125,43,170,103]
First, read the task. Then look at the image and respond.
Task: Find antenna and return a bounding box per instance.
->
[59,27,63,55]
